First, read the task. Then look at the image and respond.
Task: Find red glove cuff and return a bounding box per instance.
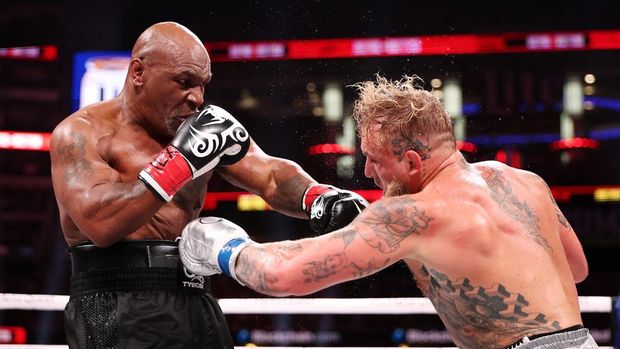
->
[302,184,333,212]
[139,145,192,202]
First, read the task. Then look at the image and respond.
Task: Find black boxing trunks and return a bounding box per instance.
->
[505,325,599,349]
[64,240,234,349]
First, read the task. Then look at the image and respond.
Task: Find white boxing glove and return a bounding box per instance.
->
[179,216,253,285]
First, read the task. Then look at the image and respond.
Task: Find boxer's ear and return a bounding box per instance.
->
[129,57,145,86]
[403,149,423,177]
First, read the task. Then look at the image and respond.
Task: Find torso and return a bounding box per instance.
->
[401,158,582,349]
[57,99,210,245]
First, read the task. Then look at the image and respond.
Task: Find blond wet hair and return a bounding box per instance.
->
[352,74,455,155]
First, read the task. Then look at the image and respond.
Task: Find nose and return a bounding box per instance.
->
[187,86,205,111]
[363,158,374,179]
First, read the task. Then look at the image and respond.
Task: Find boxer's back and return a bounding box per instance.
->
[405,159,582,349]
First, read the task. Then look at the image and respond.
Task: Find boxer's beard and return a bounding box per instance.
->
[384,181,409,197]
[165,116,182,137]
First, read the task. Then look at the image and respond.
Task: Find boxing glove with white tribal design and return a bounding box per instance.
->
[139,105,250,201]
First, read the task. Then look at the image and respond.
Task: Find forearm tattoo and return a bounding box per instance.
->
[481,168,552,251]
[302,252,347,283]
[301,227,389,283]
[273,242,304,259]
[301,252,389,283]
[349,259,389,278]
[420,267,561,349]
[329,228,356,248]
[357,197,432,253]
[58,132,93,186]
[236,241,303,294]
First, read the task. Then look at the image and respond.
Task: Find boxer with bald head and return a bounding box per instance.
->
[180,75,598,349]
[50,22,367,349]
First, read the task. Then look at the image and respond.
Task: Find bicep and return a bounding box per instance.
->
[51,127,121,214]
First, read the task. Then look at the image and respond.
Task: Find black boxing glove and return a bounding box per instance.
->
[139,105,250,202]
[302,184,369,234]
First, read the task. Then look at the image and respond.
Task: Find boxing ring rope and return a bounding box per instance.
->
[0,347,460,349]
[0,294,613,313]
[0,293,616,349]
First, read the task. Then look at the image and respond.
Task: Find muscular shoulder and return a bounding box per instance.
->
[54,100,119,136]
[473,160,547,189]
[472,159,510,174]
[51,100,120,152]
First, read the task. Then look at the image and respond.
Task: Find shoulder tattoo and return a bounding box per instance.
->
[58,132,93,185]
[481,168,552,251]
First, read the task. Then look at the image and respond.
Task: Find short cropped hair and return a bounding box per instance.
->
[352,74,455,154]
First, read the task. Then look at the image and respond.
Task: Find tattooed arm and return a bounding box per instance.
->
[233,196,430,296]
[218,140,315,218]
[547,187,588,283]
[558,220,588,283]
[528,173,588,283]
[50,117,163,246]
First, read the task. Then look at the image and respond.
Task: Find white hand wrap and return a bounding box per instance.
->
[179,216,253,285]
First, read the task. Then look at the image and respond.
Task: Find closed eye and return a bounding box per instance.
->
[363,154,377,164]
